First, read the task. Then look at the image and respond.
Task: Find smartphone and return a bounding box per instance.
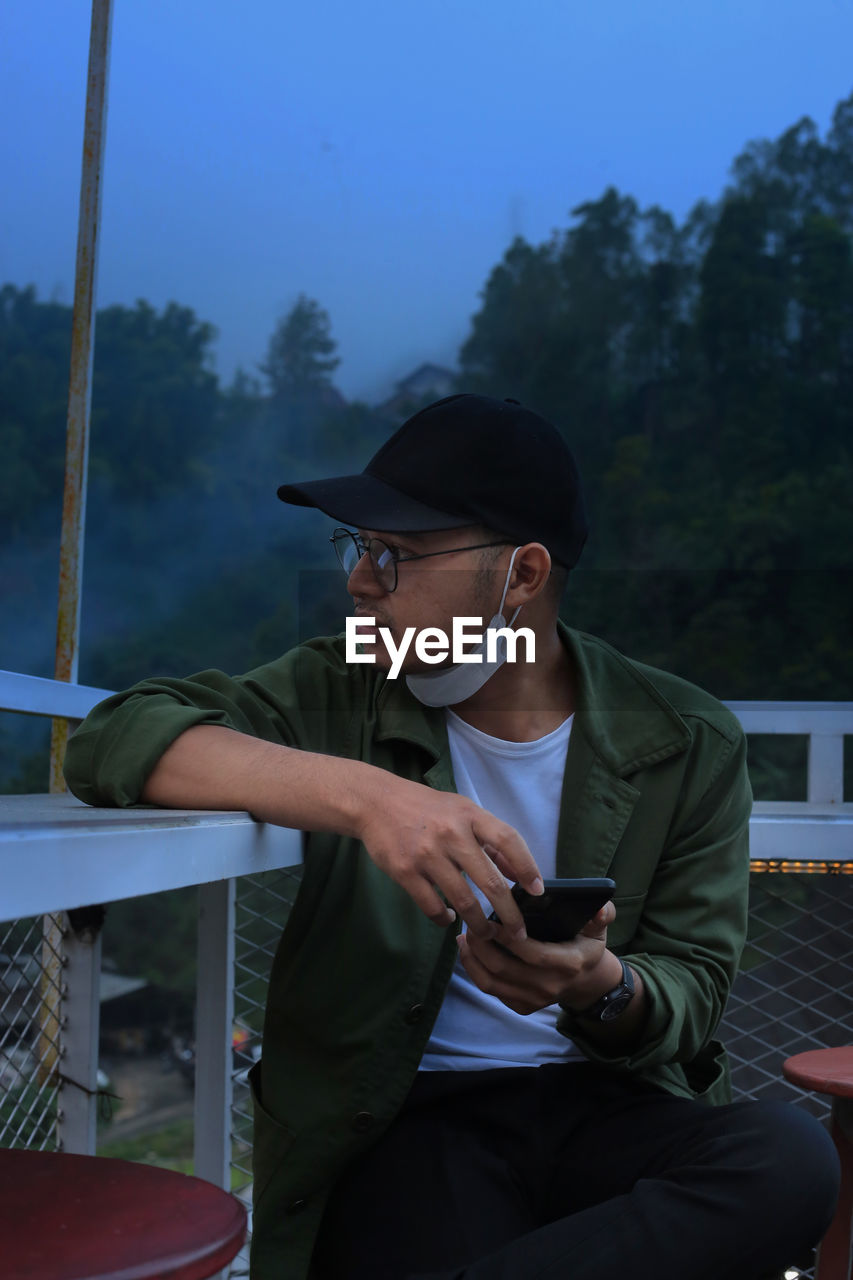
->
[489,878,616,943]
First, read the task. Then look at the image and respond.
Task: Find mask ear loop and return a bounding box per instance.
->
[497,546,523,626]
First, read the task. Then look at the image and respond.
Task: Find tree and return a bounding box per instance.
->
[259,295,344,463]
[0,289,224,544]
[460,189,680,486]
[261,294,340,402]
[0,284,73,540]
[91,299,221,499]
[456,102,853,710]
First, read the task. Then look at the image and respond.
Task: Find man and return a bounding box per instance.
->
[65,394,838,1280]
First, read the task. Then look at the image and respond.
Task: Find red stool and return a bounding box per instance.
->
[783,1048,853,1280]
[1,1148,247,1280]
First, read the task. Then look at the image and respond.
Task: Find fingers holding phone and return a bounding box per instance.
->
[457,878,618,1015]
[487,878,615,946]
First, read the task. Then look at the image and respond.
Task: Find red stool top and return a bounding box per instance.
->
[0,1148,247,1280]
[783,1047,853,1098]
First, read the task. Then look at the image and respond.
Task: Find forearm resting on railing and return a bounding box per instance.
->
[141,724,375,838]
[140,725,543,935]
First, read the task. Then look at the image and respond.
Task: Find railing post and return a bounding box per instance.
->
[808,734,845,805]
[57,923,102,1154]
[194,879,235,1189]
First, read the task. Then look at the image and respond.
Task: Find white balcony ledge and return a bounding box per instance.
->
[749,801,853,861]
[0,794,302,919]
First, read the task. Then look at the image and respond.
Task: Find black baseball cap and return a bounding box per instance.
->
[277,393,588,568]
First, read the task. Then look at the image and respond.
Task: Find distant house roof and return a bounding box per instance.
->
[396,363,456,395]
[377,362,457,419]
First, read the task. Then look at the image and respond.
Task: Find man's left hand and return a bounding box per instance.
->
[455,901,623,1016]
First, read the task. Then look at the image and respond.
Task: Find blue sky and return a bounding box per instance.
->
[3,0,853,402]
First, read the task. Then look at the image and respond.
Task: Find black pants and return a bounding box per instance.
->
[312,1063,840,1280]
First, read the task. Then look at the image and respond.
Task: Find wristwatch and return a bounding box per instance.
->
[579,958,635,1022]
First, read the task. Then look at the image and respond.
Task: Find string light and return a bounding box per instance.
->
[750,860,853,875]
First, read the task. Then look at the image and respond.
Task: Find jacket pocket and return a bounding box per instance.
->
[608,890,647,950]
[248,1060,297,1210]
[683,1038,731,1105]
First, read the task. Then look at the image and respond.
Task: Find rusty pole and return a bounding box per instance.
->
[41,0,114,1092]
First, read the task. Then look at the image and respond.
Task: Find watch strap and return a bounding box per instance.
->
[578,957,635,1022]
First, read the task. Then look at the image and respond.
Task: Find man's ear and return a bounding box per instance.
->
[507,543,552,605]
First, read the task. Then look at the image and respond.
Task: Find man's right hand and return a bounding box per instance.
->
[355,773,543,940]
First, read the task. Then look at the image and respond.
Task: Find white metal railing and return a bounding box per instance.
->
[0,668,303,1186]
[727,701,848,808]
[727,700,852,861]
[0,670,113,720]
[1,668,852,1186]
[0,793,302,1185]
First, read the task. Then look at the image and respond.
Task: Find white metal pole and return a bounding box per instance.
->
[57,928,102,1154]
[808,734,845,805]
[194,879,236,1189]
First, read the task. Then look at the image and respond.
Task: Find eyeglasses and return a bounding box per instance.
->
[330,528,512,593]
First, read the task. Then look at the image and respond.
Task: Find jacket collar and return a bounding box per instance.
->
[374,675,448,758]
[553,626,693,878]
[561,624,691,776]
[373,623,691,777]
[373,669,451,791]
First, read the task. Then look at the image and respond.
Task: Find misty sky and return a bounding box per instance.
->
[4,0,853,403]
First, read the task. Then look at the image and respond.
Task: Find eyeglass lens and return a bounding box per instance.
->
[334,531,397,590]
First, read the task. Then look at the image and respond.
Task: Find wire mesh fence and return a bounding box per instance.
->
[717,869,853,1279]
[232,865,303,1172]
[0,913,65,1151]
[229,867,303,1277]
[722,870,853,1116]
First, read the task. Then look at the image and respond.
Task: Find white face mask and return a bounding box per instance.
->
[405,547,523,708]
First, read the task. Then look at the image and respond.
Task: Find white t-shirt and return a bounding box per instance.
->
[419,709,586,1071]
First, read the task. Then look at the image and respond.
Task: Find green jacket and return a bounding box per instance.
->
[65,625,752,1280]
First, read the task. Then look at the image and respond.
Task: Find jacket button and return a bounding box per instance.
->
[352,1111,375,1133]
[288,1198,308,1213]
[404,1003,424,1025]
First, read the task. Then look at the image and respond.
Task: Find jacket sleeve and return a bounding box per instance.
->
[63,638,362,808]
[557,722,752,1074]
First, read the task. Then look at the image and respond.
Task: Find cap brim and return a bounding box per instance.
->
[276,473,471,533]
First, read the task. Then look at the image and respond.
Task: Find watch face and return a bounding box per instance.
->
[600,992,633,1021]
